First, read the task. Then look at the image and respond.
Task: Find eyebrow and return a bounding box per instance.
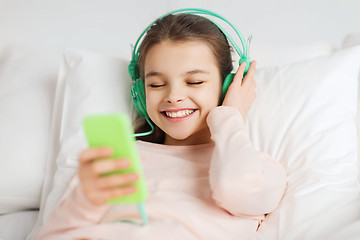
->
[184,69,210,76]
[145,69,210,79]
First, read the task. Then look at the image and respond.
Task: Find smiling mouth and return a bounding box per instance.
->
[161,109,197,118]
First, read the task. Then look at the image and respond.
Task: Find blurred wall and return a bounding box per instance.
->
[0,0,359,59]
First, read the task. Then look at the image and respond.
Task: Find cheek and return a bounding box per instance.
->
[145,91,154,111]
[196,85,222,110]
[208,80,222,102]
[145,90,162,118]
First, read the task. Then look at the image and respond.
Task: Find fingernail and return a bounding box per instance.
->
[127,186,136,193]
[104,148,112,154]
[119,159,130,167]
[129,173,139,181]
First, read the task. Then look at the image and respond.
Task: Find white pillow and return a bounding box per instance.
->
[249,41,334,68]
[28,49,132,239]
[252,46,360,239]
[342,33,360,179]
[342,33,360,49]
[0,44,60,214]
[30,46,360,239]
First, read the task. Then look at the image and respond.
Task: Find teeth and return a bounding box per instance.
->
[165,109,195,118]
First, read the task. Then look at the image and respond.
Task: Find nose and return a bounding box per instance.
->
[164,85,185,103]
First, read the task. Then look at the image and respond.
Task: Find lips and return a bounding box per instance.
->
[160,109,197,120]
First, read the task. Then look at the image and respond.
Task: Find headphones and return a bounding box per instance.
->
[129,8,251,137]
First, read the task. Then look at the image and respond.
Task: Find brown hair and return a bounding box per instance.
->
[133,13,233,143]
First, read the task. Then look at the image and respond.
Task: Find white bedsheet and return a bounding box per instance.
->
[330,220,360,240]
[4,200,359,240]
[0,210,38,240]
[256,192,360,239]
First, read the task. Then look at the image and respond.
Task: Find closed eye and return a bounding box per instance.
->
[187,81,203,85]
[149,84,165,88]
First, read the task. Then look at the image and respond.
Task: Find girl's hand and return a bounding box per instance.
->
[222,60,257,120]
[78,147,138,206]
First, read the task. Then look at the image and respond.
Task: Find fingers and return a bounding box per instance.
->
[232,60,257,86]
[79,147,113,164]
[89,185,137,206]
[78,148,140,206]
[96,173,139,190]
[80,148,132,176]
[242,61,257,89]
[101,186,137,202]
[87,174,138,206]
[221,60,257,120]
[81,172,138,198]
[245,60,257,78]
[91,159,130,175]
[232,61,247,85]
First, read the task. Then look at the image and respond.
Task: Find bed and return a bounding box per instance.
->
[1,1,360,240]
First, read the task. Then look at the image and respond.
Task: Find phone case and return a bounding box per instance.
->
[83,113,148,204]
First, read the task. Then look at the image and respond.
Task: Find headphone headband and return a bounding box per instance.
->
[129,8,250,80]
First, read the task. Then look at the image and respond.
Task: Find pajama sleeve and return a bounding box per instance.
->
[34,175,112,240]
[207,106,287,217]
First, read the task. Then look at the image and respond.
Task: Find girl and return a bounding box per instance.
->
[35,12,287,240]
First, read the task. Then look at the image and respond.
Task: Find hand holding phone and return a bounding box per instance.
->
[82,113,148,205]
[78,147,138,206]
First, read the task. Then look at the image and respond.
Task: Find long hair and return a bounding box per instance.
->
[132,13,233,143]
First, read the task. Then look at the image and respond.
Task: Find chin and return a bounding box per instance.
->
[166,132,192,141]
[164,126,209,144]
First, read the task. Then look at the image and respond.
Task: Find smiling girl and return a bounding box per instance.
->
[35,11,287,240]
[143,40,222,145]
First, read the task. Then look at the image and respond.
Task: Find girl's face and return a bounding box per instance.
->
[144,40,222,145]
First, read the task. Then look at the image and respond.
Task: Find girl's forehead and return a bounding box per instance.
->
[144,40,219,72]
[148,40,213,54]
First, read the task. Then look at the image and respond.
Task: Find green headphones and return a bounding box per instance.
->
[129,8,251,137]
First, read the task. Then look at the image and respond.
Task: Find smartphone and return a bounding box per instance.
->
[83,113,148,204]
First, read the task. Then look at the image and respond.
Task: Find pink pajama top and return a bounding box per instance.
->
[35,106,287,240]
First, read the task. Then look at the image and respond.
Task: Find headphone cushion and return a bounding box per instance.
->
[222,73,235,101]
[132,80,148,118]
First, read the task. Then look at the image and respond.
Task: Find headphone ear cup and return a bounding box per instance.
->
[131,79,148,118]
[221,57,251,102]
[128,60,140,80]
[221,73,235,101]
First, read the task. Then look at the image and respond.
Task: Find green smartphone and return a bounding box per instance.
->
[83,113,148,204]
